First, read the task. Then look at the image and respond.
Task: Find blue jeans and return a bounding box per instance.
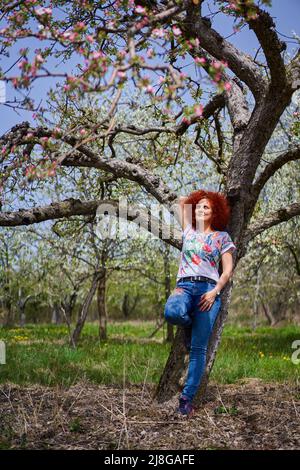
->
[164,279,222,402]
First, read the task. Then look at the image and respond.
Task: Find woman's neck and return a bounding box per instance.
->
[195,221,214,234]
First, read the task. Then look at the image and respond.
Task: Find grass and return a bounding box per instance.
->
[0,322,299,387]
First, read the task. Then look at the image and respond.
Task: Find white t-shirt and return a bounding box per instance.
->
[177,224,236,282]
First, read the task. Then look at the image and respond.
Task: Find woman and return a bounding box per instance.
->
[164,189,236,416]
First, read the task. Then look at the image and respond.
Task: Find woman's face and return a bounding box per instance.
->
[195,198,213,226]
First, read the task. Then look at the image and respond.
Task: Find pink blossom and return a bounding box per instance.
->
[224,82,232,91]
[152,28,165,38]
[135,5,146,14]
[229,2,238,10]
[191,38,200,48]
[181,117,190,125]
[212,60,222,69]
[76,22,86,29]
[172,26,181,36]
[67,76,76,83]
[92,51,104,59]
[17,59,27,69]
[146,85,154,94]
[135,18,149,30]
[147,48,154,58]
[34,7,52,16]
[214,72,222,82]
[69,33,78,42]
[195,57,206,64]
[62,31,72,40]
[35,54,44,63]
[117,71,126,78]
[53,127,62,136]
[194,104,203,117]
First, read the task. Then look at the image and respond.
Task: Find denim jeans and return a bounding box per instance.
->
[164,279,222,402]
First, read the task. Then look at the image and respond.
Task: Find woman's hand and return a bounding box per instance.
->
[198,288,218,311]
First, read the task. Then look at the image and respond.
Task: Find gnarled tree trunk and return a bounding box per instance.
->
[70,272,101,347]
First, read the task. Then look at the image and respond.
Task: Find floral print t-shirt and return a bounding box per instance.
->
[177,224,236,282]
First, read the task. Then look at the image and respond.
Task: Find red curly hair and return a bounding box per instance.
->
[184,189,231,231]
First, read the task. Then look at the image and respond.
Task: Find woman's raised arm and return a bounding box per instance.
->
[174,196,190,230]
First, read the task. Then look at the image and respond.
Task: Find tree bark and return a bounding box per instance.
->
[97,271,107,341]
[51,302,62,325]
[155,279,234,404]
[70,273,100,347]
[155,327,189,401]
[163,245,174,343]
[261,300,276,326]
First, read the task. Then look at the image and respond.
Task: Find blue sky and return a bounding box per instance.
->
[0,0,299,136]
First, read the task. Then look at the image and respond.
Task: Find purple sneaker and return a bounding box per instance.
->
[177,396,194,417]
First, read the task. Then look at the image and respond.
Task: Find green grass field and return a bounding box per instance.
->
[0,322,299,387]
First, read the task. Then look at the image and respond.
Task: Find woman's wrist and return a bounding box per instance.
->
[213,286,221,296]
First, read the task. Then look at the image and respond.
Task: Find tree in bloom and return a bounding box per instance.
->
[0,0,300,403]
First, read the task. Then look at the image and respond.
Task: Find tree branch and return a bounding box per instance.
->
[285,241,300,276]
[287,48,300,93]
[251,146,300,202]
[181,1,267,100]
[175,91,226,135]
[247,6,287,90]
[1,101,226,204]
[181,44,251,135]
[60,137,178,204]
[243,202,300,243]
